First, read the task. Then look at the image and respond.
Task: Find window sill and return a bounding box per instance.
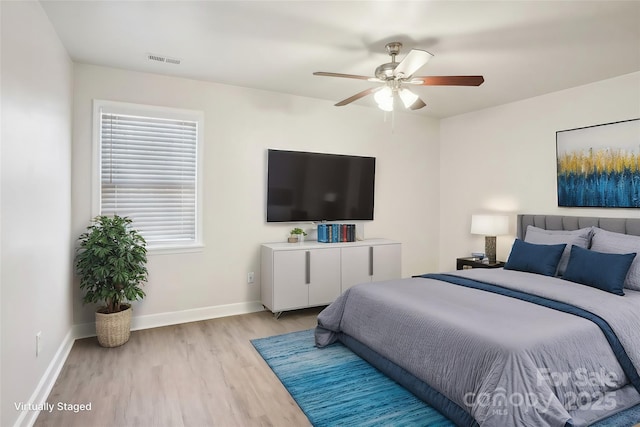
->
[147,243,205,256]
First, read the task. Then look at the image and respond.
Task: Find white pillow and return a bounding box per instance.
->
[590,227,640,291]
[524,225,592,276]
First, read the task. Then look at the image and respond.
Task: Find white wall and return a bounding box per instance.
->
[0,2,74,426]
[72,64,440,324]
[439,72,640,271]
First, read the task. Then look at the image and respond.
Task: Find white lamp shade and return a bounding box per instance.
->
[471,214,509,236]
[398,88,419,109]
[374,86,394,111]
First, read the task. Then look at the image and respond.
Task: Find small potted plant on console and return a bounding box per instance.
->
[289,227,307,243]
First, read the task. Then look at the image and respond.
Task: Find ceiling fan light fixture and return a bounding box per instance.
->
[398,88,419,109]
[374,86,394,111]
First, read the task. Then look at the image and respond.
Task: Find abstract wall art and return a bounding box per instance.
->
[557,118,640,207]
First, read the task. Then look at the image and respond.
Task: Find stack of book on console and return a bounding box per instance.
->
[317,224,356,243]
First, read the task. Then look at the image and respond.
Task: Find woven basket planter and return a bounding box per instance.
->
[95,304,132,348]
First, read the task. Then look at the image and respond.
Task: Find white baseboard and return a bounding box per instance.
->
[133,300,265,331]
[18,301,264,427]
[14,329,75,427]
[73,300,265,338]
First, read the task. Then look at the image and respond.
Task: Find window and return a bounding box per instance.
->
[93,100,203,251]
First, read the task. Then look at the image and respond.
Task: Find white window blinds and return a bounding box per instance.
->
[99,111,199,247]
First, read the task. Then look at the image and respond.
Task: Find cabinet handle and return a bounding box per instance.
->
[305,251,311,284]
[369,246,374,276]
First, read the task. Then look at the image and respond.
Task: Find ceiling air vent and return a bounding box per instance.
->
[147,53,181,65]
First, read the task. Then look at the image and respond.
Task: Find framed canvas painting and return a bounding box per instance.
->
[557,118,640,207]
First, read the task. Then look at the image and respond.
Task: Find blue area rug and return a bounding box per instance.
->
[251,329,640,427]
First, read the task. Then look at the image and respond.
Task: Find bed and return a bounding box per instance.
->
[315,214,640,427]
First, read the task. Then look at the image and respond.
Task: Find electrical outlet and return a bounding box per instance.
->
[36,332,42,357]
[247,272,255,284]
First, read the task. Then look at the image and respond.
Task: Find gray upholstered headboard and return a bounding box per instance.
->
[517,214,640,240]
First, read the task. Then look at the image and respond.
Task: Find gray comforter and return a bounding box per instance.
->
[315,268,640,427]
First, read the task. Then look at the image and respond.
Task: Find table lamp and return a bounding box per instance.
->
[471,214,509,263]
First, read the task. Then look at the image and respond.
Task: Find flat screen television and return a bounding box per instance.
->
[267,149,376,222]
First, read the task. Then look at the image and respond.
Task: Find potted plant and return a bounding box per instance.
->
[75,215,148,347]
[289,227,307,243]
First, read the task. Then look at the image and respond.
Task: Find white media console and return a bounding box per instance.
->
[260,239,401,315]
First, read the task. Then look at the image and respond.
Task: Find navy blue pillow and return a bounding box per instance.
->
[504,239,566,276]
[563,245,636,296]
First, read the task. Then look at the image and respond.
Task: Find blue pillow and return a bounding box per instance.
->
[563,245,636,296]
[504,239,566,276]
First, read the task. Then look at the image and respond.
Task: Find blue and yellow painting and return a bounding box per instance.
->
[557,119,640,208]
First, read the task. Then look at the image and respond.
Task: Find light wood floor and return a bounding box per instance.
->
[35,307,323,427]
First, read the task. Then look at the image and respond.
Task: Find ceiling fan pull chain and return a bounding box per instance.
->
[392,98,396,133]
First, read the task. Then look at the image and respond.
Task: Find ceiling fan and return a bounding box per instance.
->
[313,42,484,111]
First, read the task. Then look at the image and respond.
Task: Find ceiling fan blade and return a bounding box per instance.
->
[313,72,373,81]
[409,76,485,86]
[393,49,433,78]
[335,87,382,106]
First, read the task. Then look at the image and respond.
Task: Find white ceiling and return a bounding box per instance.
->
[40,0,640,118]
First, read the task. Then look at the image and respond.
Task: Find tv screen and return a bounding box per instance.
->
[267,149,375,222]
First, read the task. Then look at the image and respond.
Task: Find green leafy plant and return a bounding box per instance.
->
[290,227,307,236]
[76,215,148,314]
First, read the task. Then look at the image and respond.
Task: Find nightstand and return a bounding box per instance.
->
[456,257,505,270]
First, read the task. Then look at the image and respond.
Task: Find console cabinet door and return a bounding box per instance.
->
[272,250,308,311]
[341,246,372,291]
[371,243,402,282]
[341,243,402,291]
[308,248,341,306]
[272,248,342,311]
